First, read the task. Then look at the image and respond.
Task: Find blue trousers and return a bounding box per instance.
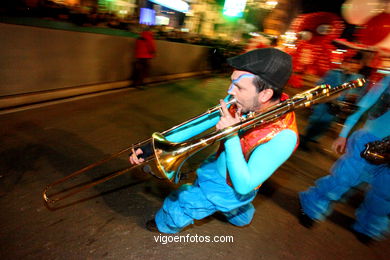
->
[299,130,390,239]
[303,103,335,143]
[155,161,257,234]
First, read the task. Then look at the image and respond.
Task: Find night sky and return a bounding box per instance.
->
[301,0,346,15]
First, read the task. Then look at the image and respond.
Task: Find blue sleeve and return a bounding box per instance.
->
[224,129,297,195]
[164,95,232,143]
[340,76,390,138]
[316,70,337,85]
[164,111,220,142]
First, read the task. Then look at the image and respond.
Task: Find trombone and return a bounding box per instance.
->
[42,78,366,206]
[43,97,237,205]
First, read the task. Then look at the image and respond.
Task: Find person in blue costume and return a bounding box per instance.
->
[300,52,366,150]
[299,75,390,244]
[129,48,299,233]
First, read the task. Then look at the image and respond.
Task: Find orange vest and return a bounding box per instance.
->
[220,94,299,189]
[240,110,299,160]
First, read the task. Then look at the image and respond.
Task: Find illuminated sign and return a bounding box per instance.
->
[149,0,189,13]
[223,0,247,17]
[140,8,156,25]
[156,15,170,25]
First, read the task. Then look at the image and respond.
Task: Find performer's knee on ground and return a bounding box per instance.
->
[223,204,255,226]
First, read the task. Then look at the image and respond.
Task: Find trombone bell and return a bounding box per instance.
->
[152,132,189,183]
[150,97,238,183]
[152,130,214,184]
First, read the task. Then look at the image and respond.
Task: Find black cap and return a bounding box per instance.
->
[227,48,292,90]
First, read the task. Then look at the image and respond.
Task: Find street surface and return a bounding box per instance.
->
[0,76,389,259]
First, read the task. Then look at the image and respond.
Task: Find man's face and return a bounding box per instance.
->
[228,70,260,114]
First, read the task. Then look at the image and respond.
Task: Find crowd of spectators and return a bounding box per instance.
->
[1,0,245,59]
[2,0,130,28]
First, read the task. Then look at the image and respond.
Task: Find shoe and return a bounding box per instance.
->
[130,84,145,90]
[146,219,159,233]
[298,211,315,229]
[352,230,374,245]
[298,201,315,229]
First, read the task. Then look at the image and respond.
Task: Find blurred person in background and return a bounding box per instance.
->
[132,25,156,89]
[299,75,390,244]
[300,52,367,150]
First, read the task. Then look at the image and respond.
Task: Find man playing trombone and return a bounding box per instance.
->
[129,48,299,233]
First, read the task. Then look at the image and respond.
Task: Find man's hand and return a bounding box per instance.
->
[129,148,144,165]
[332,137,347,154]
[216,99,241,130]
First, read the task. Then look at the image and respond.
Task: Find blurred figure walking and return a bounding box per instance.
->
[299,75,390,244]
[132,26,156,89]
[300,52,366,150]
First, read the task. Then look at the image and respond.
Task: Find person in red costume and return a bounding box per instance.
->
[132,25,156,89]
[287,12,345,88]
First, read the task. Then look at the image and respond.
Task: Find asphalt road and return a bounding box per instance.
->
[0,76,389,259]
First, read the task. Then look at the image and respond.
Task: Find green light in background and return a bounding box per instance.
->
[223,0,247,17]
[98,0,113,8]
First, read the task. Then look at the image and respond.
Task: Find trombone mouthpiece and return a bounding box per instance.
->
[207,98,237,114]
[226,98,237,106]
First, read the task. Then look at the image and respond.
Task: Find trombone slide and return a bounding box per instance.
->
[42,78,365,205]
